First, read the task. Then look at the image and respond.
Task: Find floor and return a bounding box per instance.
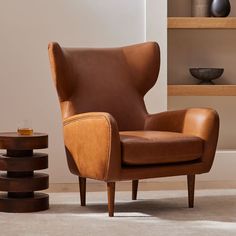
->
[0,189,236,236]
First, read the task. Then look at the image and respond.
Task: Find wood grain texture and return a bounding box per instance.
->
[0,153,48,171]
[168,85,236,96]
[0,132,48,150]
[0,173,49,192]
[0,132,49,212]
[168,17,236,29]
[0,193,49,212]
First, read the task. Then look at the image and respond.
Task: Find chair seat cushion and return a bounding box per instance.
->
[120,131,204,165]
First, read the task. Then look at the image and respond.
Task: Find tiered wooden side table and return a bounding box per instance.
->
[0,132,49,212]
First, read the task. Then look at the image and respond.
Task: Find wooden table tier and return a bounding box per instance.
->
[0,193,49,212]
[0,132,48,150]
[0,132,49,212]
[0,153,48,171]
[0,173,49,192]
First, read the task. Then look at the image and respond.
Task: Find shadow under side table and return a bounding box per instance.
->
[0,132,49,212]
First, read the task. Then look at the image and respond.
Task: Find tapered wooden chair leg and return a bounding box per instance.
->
[107,182,116,217]
[79,177,86,206]
[132,180,139,200]
[187,174,195,208]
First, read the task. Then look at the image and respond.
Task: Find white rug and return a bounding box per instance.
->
[0,189,236,236]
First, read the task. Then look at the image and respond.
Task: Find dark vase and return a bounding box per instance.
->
[211,0,231,17]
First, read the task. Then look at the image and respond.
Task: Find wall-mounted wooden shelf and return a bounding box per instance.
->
[168,85,236,96]
[168,17,236,29]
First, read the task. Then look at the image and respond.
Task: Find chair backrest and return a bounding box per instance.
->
[48,42,160,131]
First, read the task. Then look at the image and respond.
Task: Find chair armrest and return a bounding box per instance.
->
[145,108,220,171]
[63,112,121,181]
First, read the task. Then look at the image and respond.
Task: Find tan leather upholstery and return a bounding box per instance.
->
[120,131,204,165]
[49,42,159,131]
[144,108,220,172]
[48,41,219,182]
[63,112,121,181]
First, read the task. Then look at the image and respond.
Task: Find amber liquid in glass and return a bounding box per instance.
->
[17,128,33,135]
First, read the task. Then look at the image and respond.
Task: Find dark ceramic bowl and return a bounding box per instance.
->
[189,68,224,84]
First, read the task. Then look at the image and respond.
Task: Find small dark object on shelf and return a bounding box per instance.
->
[191,0,212,17]
[211,0,231,17]
[190,68,224,85]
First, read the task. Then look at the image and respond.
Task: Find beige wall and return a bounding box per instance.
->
[146,0,167,113]
[0,0,167,183]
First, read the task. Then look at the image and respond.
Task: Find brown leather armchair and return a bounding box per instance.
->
[48,42,219,217]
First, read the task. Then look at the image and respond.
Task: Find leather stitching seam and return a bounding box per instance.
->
[63,114,111,181]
